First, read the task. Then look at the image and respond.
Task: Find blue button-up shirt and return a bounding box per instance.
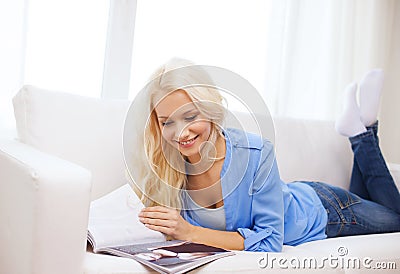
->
[182,128,327,252]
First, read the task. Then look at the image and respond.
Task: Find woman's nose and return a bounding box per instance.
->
[175,122,190,140]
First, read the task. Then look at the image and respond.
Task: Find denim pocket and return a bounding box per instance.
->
[302,181,361,237]
[326,185,361,209]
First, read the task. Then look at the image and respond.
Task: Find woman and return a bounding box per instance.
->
[134,58,400,252]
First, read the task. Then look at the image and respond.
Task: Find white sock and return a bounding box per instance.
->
[335,82,367,137]
[359,69,384,127]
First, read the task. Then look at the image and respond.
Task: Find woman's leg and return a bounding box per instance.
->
[349,125,400,214]
[348,151,369,200]
[324,69,400,235]
[348,122,379,200]
[304,181,400,237]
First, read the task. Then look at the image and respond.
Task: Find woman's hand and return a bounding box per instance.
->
[138,206,194,241]
[139,206,245,250]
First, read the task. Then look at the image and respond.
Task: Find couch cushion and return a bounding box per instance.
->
[273,117,353,189]
[273,116,399,190]
[13,85,130,200]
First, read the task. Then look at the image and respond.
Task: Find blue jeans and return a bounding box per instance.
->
[303,122,400,237]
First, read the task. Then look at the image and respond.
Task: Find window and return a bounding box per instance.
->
[24,0,109,97]
[130,0,270,113]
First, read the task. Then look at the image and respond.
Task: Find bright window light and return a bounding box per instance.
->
[24,0,109,97]
[130,0,270,112]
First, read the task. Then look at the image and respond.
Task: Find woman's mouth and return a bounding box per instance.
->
[177,135,199,147]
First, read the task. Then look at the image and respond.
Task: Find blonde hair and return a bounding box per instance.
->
[132,58,226,209]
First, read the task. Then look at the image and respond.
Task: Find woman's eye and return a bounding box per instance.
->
[185,114,198,121]
[162,121,173,126]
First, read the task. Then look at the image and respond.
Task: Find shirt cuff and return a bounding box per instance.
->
[237,227,274,251]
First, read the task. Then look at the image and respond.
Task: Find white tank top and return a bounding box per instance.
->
[186,196,226,231]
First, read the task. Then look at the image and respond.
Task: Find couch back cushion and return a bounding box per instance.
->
[274,119,399,189]
[13,86,130,200]
[274,117,353,188]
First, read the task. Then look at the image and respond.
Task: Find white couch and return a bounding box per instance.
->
[1,85,399,274]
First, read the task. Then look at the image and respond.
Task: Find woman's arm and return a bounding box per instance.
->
[139,206,244,250]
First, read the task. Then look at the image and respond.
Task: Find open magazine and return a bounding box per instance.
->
[87,184,235,274]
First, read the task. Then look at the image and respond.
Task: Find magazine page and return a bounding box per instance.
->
[88,184,166,251]
[109,241,235,274]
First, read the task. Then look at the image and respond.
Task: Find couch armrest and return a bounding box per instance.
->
[0,139,92,274]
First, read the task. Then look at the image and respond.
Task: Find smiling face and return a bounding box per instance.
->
[154,89,212,164]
